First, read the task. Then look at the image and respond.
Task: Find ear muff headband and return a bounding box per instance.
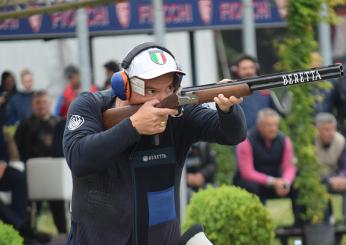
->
[121,42,176,69]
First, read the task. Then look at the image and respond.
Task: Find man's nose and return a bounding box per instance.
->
[157,91,170,101]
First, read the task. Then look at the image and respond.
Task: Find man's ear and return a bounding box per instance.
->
[173,73,182,92]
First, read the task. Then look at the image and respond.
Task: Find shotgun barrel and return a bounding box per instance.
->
[181,64,343,93]
[103,64,344,129]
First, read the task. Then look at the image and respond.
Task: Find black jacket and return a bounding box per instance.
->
[15,115,59,162]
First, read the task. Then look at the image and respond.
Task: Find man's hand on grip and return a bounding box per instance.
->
[130,99,178,135]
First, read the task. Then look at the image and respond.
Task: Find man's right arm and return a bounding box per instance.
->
[63,93,141,177]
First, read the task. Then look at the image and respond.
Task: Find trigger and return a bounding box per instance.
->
[171,106,184,118]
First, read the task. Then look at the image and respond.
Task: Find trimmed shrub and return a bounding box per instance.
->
[0,221,23,245]
[212,144,234,185]
[182,185,274,245]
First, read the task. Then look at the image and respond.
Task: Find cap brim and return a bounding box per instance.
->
[135,69,185,80]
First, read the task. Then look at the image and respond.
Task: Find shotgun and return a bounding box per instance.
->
[103,64,344,129]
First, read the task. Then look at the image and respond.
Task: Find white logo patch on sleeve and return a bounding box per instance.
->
[68,115,85,130]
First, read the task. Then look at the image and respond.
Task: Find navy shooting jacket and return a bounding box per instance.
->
[63,89,246,245]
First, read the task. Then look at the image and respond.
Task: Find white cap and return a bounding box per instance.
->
[126,48,185,79]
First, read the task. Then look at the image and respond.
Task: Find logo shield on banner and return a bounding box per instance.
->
[198,0,212,25]
[115,2,131,28]
[28,15,42,33]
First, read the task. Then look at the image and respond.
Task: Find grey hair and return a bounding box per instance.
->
[256,108,280,124]
[315,112,337,127]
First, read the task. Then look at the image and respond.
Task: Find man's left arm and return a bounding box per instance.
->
[180,103,246,146]
[281,137,296,186]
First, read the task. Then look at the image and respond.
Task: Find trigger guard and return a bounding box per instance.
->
[171,106,184,117]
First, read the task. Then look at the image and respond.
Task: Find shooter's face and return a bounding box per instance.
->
[129,73,175,104]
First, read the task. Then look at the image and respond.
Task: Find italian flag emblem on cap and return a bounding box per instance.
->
[149,50,167,65]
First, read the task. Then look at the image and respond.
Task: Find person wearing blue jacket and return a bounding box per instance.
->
[230,54,291,130]
[6,69,34,125]
[63,43,247,245]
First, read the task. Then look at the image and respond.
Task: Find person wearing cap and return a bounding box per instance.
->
[314,112,346,223]
[63,43,247,245]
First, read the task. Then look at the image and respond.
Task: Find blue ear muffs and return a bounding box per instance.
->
[111,70,131,100]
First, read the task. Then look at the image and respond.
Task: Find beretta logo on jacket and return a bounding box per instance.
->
[68,115,85,130]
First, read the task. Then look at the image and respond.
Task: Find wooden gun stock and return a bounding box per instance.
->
[103,64,344,129]
[103,105,141,129]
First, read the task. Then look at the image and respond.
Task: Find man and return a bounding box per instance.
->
[0,116,51,244]
[56,65,81,118]
[102,60,120,90]
[6,68,35,125]
[63,42,246,245]
[55,65,98,117]
[15,90,58,162]
[15,90,67,234]
[315,112,346,221]
[231,54,291,130]
[0,124,27,238]
[0,71,17,125]
[233,109,298,214]
[326,70,346,136]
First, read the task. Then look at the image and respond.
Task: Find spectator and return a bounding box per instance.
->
[14,90,67,234]
[0,120,50,243]
[185,142,216,194]
[0,122,25,235]
[56,65,81,118]
[0,71,17,125]
[6,68,35,125]
[230,54,291,130]
[0,71,17,97]
[315,112,346,222]
[102,60,120,90]
[53,65,85,157]
[233,108,301,224]
[325,69,346,137]
[308,51,335,115]
[55,65,98,117]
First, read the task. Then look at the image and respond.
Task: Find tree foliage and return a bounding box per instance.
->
[276,0,346,223]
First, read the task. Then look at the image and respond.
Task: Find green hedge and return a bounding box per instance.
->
[212,144,235,185]
[182,185,274,245]
[0,221,23,245]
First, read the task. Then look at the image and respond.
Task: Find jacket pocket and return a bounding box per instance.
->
[147,186,176,226]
